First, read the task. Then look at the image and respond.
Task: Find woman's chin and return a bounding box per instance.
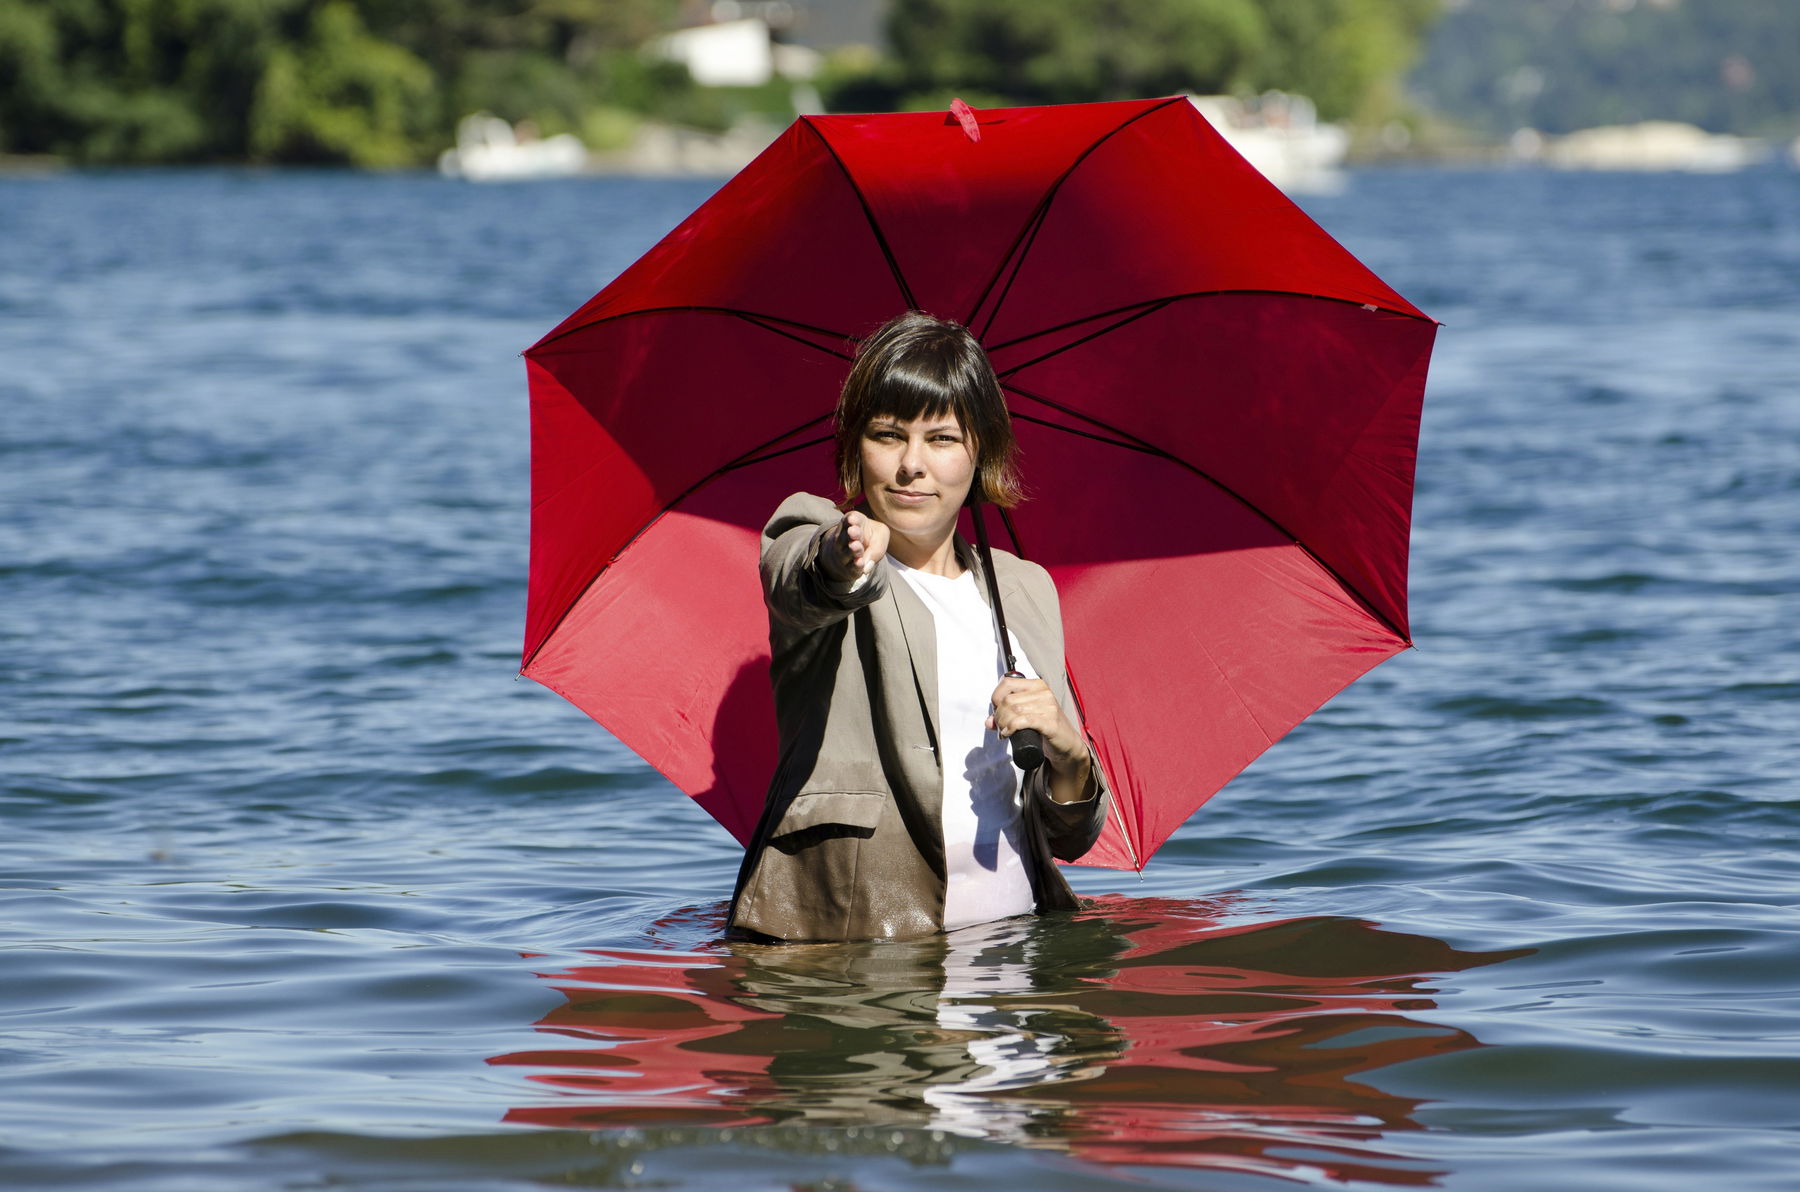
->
[884,508,945,532]
[869,498,925,524]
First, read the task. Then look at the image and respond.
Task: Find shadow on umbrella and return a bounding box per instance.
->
[489,896,1527,1184]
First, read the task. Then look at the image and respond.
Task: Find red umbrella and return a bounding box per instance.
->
[522,97,1435,868]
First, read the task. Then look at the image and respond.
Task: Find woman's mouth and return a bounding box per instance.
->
[887,489,933,505]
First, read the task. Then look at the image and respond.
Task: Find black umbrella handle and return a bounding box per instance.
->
[1002,669,1046,772]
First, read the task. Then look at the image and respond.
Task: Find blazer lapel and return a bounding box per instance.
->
[880,569,941,762]
[1002,571,1057,683]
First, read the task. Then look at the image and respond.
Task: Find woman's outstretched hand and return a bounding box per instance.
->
[987,676,1094,803]
[821,511,890,583]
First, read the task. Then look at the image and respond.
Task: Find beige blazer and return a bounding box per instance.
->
[728,492,1109,942]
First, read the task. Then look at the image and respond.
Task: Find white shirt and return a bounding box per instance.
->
[890,558,1038,931]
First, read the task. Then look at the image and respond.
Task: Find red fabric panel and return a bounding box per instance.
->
[1005,425,1406,867]
[532,121,905,347]
[813,99,1164,325]
[524,446,839,847]
[524,313,845,662]
[998,294,1436,637]
[979,99,1422,348]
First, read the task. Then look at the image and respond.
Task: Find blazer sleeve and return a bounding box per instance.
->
[1026,765,1108,861]
[761,492,890,633]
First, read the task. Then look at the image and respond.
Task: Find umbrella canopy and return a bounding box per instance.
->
[523,96,1435,869]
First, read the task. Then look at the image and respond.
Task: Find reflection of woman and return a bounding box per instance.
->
[728,312,1108,943]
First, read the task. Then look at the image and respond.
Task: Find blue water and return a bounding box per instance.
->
[3,164,1798,1190]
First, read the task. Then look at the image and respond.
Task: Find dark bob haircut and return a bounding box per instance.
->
[833,311,1022,509]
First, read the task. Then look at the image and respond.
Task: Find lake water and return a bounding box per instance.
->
[2,162,1797,1191]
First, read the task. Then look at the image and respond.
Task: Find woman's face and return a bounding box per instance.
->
[859,413,976,546]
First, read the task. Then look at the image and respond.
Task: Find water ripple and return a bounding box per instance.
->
[3,166,1798,1190]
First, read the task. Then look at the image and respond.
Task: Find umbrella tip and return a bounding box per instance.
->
[948,98,982,143]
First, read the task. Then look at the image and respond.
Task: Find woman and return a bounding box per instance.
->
[727,312,1108,942]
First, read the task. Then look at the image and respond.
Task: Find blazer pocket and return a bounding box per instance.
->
[771,790,885,838]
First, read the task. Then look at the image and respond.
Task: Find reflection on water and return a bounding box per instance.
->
[490,897,1527,1184]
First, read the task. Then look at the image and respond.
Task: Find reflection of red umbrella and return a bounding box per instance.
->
[491,949,784,1129]
[523,97,1435,867]
[489,902,1521,1181]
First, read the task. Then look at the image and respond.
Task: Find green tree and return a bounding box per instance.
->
[882,0,1266,107]
[249,1,434,166]
[840,0,1439,129]
[0,0,690,165]
[1249,0,1438,123]
[1,0,300,162]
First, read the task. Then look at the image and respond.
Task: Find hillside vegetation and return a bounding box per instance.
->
[1411,0,1800,138]
[1,0,1446,166]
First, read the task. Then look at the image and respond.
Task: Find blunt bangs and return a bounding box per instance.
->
[833,311,1023,509]
[863,359,970,429]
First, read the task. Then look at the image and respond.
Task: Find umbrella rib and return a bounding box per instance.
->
[1063,665,1145,872]
[1001,383,1411,646]
[525,309,852,516]
[992,289,1434,379]
[967,96,1187,339]
[997,505,1027,557]
[529,305,854,355]
[525,305,862,672]
[802,119,918,314]
[991,297,1175,358]
[992,299,1175,378]
[731,312,856,360]
[521,411,835,673]
[726,433,835,472]
[971,197,1054,340]
[1009,410,1146,454]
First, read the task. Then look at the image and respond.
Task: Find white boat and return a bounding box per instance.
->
[1186,93,1349,194]
[1537,122,1765,173]
[438,114,587,182]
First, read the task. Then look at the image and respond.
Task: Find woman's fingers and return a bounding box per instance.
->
[989,678,1059,737]
[845,515,870,573]
[829,511,888,578]
[823,513,860,580]
[860,518,889,569]
[991,675,1049,708]
[844,512,887,572]
[989,678,1089,769]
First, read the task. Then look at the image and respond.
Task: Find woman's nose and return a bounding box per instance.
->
[898,439,925,477]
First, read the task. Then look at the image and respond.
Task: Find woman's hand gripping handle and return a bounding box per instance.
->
[997,671,1044,771]
[988,675,1094,800]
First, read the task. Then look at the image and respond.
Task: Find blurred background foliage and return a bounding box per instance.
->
[1412,0,1800,138]
[0,0,1793,166]
[0,0,692,164]
[836,0,1437,128]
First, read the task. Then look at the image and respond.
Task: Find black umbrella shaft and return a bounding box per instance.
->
[972,504,1044,772]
